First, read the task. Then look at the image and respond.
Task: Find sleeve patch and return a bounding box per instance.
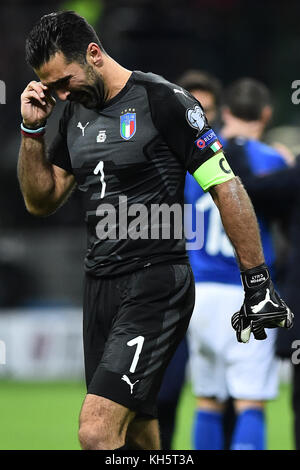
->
[195,129,219,150]
[186,104,206,133]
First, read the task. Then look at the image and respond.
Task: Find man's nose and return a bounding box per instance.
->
[56,89,70,101]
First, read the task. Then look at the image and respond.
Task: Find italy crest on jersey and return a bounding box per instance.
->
[120,109,136,140]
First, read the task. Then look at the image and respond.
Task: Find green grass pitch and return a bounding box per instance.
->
[0,380,294,450]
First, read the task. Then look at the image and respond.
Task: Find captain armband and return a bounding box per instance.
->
[192,152,235,191]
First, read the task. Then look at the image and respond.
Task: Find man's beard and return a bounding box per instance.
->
[68,65,107,109]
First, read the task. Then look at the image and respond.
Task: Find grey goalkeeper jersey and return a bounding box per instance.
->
[49,71,222,277]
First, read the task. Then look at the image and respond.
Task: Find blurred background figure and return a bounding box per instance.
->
[185,77,287,450]
[178,70,222,128]
[241,152,300,450]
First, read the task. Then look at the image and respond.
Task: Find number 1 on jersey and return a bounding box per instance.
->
[127,336,145,373]
[94,160,106,199]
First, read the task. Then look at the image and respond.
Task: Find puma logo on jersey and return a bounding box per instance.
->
[77,121,89,136]
[121,375,139,395]
[251,288,279,314]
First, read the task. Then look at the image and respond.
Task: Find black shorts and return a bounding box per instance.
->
[83,263,195,418]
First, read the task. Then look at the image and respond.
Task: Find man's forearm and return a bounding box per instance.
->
[210,176,264,270]
[18,136,56,215]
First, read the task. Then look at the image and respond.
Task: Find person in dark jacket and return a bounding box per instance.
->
[240,154,300,449]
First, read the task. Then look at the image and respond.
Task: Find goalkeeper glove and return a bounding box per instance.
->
[231,263,294,343]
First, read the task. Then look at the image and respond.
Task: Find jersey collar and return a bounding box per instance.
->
[101,71,136,110]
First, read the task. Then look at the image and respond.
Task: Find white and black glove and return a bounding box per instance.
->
[231,263,294,343]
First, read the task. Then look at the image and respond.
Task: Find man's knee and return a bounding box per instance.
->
[196,397,225,412]
[79,422,115,450]
[78,394,134,450]
[234,399,265,414]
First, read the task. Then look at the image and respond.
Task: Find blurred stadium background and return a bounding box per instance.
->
[0,0,300,450]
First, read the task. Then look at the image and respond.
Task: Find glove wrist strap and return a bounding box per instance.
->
[241,263,270,292]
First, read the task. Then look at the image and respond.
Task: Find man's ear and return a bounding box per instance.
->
[86,43,104,67]
[261,105,273,126]
[221,106,233,121]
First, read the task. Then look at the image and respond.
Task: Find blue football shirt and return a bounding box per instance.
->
[184,138,286,285]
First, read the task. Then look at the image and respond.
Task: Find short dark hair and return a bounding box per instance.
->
[25,11,105,69]
[177,70,222,106]
[224,78,271,121]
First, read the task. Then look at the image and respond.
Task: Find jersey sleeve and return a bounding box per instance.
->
[146,82,235,190]
[48,103,73,174]
[146,83,221,172]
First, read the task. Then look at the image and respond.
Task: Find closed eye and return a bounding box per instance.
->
[46,75,73,92]
[54,77,71,90]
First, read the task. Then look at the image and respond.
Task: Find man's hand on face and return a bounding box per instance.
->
[21,81,56,128]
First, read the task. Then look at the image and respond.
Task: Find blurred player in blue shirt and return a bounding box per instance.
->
[185,78,286,450]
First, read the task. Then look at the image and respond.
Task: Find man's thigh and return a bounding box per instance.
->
[79,394,160,450]
[79,394,136,449]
